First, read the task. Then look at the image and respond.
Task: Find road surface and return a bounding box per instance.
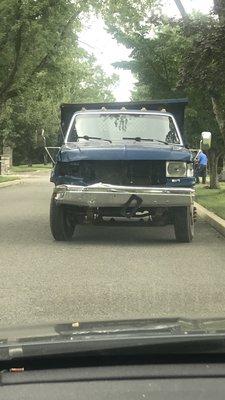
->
[0,173,225,328]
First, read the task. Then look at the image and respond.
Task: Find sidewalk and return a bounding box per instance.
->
[0,179,21,188]
[0,169,51,188]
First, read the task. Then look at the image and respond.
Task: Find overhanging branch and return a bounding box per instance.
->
[0,8,82,103]
[173,0,188,19]
[0,27,23,96]
[0,1,23,98]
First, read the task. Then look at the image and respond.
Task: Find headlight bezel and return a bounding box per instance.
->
[186,163,194,177]
[166,161,194,178]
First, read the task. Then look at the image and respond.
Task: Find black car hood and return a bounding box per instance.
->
[57,141,192,162]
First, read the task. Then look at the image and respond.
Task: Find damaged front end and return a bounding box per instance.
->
[51,159,194,228]
[51,160,167,187]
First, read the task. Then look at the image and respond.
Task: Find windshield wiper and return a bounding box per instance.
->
[1,318,225,361]
[151,139,170,145]
[123,137,169,145]
[78,135,112,143]
[2,331,225,361]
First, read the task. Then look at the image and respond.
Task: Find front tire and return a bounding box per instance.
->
[174,206,194,243]
[50,195,75,241]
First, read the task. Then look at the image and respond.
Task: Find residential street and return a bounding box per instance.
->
[0,172,225,328]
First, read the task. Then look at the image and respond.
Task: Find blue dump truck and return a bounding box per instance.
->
[50,99,198,242]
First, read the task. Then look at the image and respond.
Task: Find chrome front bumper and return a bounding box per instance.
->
[53,183,195,208]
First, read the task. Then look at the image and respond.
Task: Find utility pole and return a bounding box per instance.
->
[173,0,187,19]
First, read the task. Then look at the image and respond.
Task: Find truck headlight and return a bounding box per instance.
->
[166,161,187,177]
[187,163,194,177]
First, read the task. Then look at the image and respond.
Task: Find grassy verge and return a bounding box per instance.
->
[195,183,225,220]
[11,163,52,173]
[0,176,20,183]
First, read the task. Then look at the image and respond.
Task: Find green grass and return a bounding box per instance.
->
[11,163,52,173]
[195,183,225,220]
[0,176,20,183]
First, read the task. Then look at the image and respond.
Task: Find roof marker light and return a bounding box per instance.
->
[81,107,86,111]
[141,107,147,111]
[160,108,167,112]
[120,107,126,111]
[101,107,107,111]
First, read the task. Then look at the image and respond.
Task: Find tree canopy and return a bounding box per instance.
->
[1,0,225,182]
[107,0,225,187]
[0,0,118,163]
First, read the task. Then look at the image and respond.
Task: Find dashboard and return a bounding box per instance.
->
[1,361,225,399]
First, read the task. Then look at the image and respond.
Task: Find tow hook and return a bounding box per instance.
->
[121,194,143,218]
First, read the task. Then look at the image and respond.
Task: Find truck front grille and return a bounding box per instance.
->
[58,160,166,186]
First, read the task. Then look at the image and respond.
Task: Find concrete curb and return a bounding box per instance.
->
[195,202,225,238]
[0,179,22,189]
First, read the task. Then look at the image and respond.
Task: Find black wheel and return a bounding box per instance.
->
[174,206,194,243]
[50,195,75,241]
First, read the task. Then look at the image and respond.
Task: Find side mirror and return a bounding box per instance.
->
[200,131,212,151]
[45,147,60,165]
[57,129,65,146]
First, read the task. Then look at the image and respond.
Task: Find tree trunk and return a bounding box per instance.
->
[173,0,187,18]
[43,152,47,165]
[209,149,220,189]
[210,95,225,188]
[213,0,225,21]
[211,96,225,146]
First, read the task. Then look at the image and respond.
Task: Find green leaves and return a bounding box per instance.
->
[0,0,118,162]
[105,3,225,151]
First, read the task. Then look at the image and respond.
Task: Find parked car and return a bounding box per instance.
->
[49,99,198,242]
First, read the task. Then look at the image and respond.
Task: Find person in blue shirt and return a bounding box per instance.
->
[195,150,208,184]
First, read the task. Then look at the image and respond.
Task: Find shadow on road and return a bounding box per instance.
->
[0,212,216,248]
[70,225,176,246]
[0,214,177,247]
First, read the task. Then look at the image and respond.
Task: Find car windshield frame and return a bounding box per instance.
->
[65,111,183,145]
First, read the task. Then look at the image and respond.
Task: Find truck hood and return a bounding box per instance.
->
[58,141,192,162]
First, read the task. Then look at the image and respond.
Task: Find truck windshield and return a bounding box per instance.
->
[67,113,181,144]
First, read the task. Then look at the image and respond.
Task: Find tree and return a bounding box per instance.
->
[106,2,225,188]
[0,0,158,109]
[0,0,118,164]
[166,0,225,188]
[0,45,117,164]
[214,0,225,20]
[0,1,87,105]
[100,0,160,36]
[112,21,218,145]
[179,9,225,188]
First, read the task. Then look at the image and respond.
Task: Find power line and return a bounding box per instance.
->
[78,39,103,54]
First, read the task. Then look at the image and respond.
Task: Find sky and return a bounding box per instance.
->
[79,0,214,101]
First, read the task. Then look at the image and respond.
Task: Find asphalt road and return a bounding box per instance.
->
[0,173,225,328]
